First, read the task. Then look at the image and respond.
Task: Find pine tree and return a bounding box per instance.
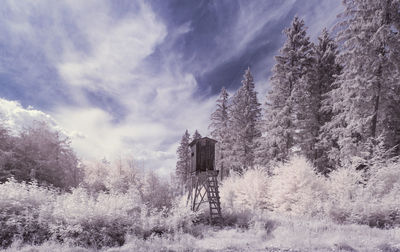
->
[311,29,341,173]
[229,67,261,173]
[209,87,231,180]
[261,16,315,163]
[192,130,202,141]
[176,130,191,192]
[322,0,400,167]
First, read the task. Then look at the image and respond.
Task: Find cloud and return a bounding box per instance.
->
[51,0,216,172]
[58,1,167,92]
[0,0,218,176]
[0,0,344,176]
[0,98,67,135]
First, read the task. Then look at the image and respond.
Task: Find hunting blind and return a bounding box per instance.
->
[187,137,222,223]
[189,137,216,174]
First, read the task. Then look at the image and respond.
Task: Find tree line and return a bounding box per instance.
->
[0,121,83,189]
[176,0,400,184]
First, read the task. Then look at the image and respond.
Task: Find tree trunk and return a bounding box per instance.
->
[371,66,382,139]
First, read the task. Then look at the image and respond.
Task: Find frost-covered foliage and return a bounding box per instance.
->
[0,178,55,248]
[209,87,232,180]
[0,121,82,189]
[191,130,202,141]
[83,158,174,210]
[48,187,143,247]
[219,167,269,227]
[322,0,400,167]
[0,174,194,249]
[220,168,269,213]
[353,161,400,227]
[4,213,400,252]
[269,156,327,217]
[175,130,191,192]
[325,167,364,223]
[228,67,262,173]
[83,157,141,194]
[1,156,399,250]
[220,155,400,228]
[260,16,315,164]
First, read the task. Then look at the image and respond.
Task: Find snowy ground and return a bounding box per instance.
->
[3,213,400,252]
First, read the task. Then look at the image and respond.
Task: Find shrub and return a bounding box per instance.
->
[323,161,400,227]
[324,166,364,224]
[218,167,269,228]
[352,161,400,227]
[0,175,199,249]
[220,168,269,213]
[268,156,327,217]
[0,178,55,247]
[163,196,198,233]
[48,187,143,248]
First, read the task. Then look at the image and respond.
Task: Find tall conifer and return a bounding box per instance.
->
[229,67,261,173]
[260,17,315,163]
[176,130,191,191]
[209,87,231,180]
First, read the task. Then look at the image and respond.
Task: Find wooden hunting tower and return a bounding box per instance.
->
[189,137,217,174]
[187,137,222,223]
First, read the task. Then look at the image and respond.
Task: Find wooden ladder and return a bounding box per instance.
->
[205,173,222,221]
[187,171,222,223]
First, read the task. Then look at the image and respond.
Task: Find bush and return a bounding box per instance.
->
[48,187,143,248]
[0,176,199,249]
[324,166,364,224]
[220,155,400,228]
[322,161,400,227]
[352,161,400,227]
[268,156,327,217]
[220,167,269,213]
[218,167,269,227]
[0,178,55,247]
[163,196,198,233]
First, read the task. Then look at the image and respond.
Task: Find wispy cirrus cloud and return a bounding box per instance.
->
[0,0,343,175]
[0,0,217,175]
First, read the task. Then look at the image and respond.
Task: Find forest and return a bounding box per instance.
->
[1,0,400,251]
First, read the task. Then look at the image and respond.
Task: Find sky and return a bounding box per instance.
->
[0,0,343,175]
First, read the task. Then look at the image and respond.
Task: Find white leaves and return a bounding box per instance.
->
[261,17,321,165]
[209,87,231,179]
[219,167,269,213]
[175,130,191,189]
[268,156,326,216]
[229,68,262,172]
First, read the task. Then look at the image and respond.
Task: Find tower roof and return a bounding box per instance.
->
[189,136,217,147]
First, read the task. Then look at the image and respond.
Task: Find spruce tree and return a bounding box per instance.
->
[261,16,315,163]
[312,29,341,173]
[209,87,231,180]
[322,0,400,167]
[229,67,261,173]
[192,130,202,141]
[176,130,191,191]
